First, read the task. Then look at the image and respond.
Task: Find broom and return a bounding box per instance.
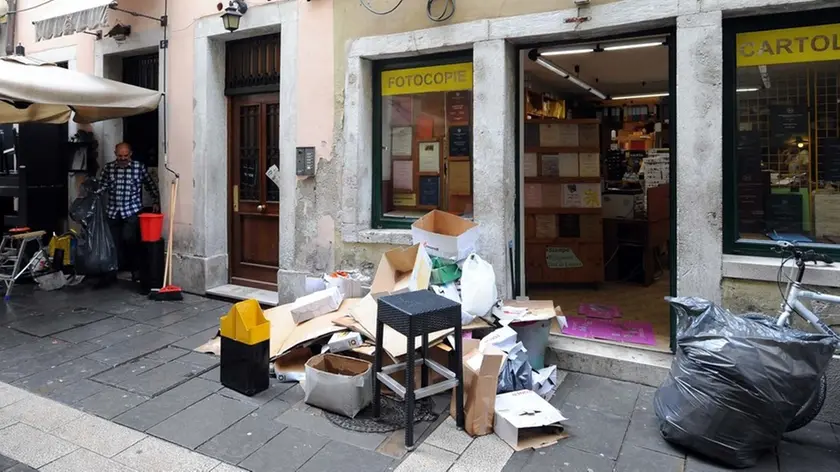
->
[149,176,182,301]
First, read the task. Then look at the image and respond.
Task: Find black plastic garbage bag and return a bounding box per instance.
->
[70,179,118,275]
[497,342,533,393]
[653,297,837,468]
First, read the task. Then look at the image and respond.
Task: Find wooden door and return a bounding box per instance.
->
[229,93,280,289]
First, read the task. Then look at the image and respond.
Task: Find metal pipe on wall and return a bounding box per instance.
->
[4,1,17,56]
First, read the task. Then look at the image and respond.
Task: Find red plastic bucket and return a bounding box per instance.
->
[139,213,164,242]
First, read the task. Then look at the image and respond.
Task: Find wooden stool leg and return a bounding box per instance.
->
[372,319,384,418]
[404,332,416,449]
[454,323,465,430]
[421,333,429,388]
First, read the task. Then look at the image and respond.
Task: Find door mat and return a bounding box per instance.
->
[562,315,656,346]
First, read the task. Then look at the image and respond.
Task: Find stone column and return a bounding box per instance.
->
[675,11,724,302]
[472,39,517,298]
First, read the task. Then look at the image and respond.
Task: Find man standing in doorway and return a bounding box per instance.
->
[99,142,160,286]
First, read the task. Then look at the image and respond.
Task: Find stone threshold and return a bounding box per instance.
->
[206,284,279,307]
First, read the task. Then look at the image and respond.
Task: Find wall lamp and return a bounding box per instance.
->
[106,24,132,43]
[220,1,249,32]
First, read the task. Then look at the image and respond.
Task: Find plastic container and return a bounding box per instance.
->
[510,320,551,370]
[220,337,270,396]
[138,213,164,242]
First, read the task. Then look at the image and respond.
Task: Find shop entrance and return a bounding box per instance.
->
[225,34,281,290]
[518,32,676,353]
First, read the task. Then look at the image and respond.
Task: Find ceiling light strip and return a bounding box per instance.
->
[610,92,669,100]
[534,57,607,100]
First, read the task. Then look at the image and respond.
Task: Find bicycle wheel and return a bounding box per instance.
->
[786,373,827,432]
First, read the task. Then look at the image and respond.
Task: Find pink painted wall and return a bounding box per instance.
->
[13,0,335,265]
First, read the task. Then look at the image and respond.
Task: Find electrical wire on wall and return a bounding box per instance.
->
[360,0,456,22]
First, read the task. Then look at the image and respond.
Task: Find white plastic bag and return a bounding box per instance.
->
[460,253,498,323]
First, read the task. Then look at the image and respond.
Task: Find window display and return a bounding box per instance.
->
[375,60,474,226]
[732,22,840,248]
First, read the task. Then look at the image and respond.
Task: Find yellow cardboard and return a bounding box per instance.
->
[220,299,270,345]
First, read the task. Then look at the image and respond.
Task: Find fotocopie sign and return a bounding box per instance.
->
[381,62,473,96]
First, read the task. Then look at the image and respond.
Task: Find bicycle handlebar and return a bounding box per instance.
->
[775,241,834,265]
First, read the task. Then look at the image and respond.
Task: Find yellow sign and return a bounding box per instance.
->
[737,24,840,67]
[393,193,417,207]
[382,63,473,96]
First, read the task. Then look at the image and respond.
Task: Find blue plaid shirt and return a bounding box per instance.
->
[101,160,160,219]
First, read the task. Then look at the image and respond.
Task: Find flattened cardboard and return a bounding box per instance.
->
[450,339,506,436]
[265,299,360,360]
[273,347,311,382]
[411,210,480,261]
[369,244,432,299]
[497,300,558,324]
[349,295,452,359]
[494,390,568,451]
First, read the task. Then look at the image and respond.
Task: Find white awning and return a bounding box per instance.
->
[33,0,114,42]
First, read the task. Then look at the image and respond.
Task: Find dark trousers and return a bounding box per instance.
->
[107,214,139,275]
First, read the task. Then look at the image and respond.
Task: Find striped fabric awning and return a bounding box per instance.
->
[32,0,113,42]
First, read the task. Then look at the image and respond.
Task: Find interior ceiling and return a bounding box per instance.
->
[524,44,670,97]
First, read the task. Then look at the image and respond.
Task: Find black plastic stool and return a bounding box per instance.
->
[372,290,465,449]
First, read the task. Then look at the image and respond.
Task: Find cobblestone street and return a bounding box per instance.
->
[0,282,838,471]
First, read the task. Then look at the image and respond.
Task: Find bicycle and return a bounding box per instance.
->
[767,241,840,431]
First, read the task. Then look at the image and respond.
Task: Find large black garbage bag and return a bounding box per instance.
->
[70,179,118,275]
[653,297,837,468]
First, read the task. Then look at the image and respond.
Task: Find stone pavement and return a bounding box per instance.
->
[2,281,840,471]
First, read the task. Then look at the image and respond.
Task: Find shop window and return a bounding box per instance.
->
[372,55,474,229]
[725,13,840,256]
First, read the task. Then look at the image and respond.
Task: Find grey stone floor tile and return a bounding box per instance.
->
[113,377,221,431]
[276,403,389,451]
[0,339,77,376]
[8,309,110,337]
[685,451,778,472]
[239,427,330,472]
[117,302,186,323]
[52,414,144,458]
[0,327,36,351]
[200,367,220,383]
[75,386,149,420]
[0,393,82,432]
[85,330,183,366]
[778,441,838,472]
[90,299,149,316]
[159,311,226,337]
[559,403,630,460]
[142,346,191,363]
[92,358,165,387]
[615,444,684,472]
[0,342,104,383]
[393,444,457,472]
[0,304,37,326]
[174,327,220,351]
[525,443,615,471]
[299,440,394,472]
[0,453,18,469]
[47,379,108,405]
[625,388,685,458]
[114,437,219,472]
[147,393,257,449]
[209,464,247,472]
[500,450,533,472]
[40,448,136,472]
[88,323,157,347]
[0,423,78,468]
[217,380,293,407]
[53,317,136,344]
[12,357,110,395]
[449,433,512,472]
[176,352,221,370]
[110,358,210,397]
[560,372,641,418]
[0,383,27,408]
[196,409,287,464]
[782,421,840,452]
[4,464,38,472]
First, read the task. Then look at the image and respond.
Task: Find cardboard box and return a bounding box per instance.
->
[370,244,432,299]
[411,210,480,261]
[303,354,373,418]
[494,390,568,451]
[324,271,367,298]
[327,331,363,354]
[450,339,506,437]
[289,287,344,324]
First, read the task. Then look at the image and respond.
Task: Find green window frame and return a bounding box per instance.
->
[723,8,840,259]
[371,50,474,230]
